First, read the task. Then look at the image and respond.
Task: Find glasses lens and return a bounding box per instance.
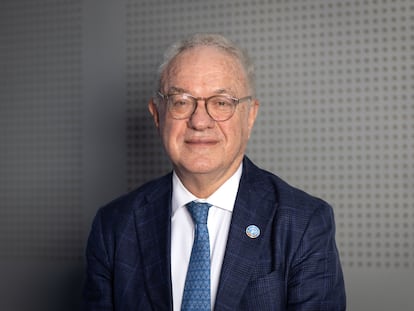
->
[207,96,236,121]
[168,94,195,119]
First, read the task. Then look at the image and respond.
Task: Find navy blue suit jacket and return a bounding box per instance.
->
[82,157,346,310]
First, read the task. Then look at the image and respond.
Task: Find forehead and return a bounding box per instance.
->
[162,46,248,94]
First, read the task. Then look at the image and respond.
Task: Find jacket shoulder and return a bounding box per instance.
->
[94,173,172,227]
[243,157,331,214]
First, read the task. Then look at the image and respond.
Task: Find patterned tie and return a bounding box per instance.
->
[181,201,212,311]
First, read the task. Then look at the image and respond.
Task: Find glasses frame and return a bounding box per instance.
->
[157,91,252,122]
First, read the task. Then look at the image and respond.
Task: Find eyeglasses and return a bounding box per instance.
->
[157,92,252,122]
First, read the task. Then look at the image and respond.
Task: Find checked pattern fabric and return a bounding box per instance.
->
[181,201,212,311]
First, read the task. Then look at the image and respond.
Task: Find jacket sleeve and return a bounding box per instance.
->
[287,204,346,311]
[81,210,114,311]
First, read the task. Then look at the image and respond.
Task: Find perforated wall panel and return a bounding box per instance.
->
[126,0,414,271]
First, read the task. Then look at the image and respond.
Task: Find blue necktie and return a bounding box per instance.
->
[181,201,212,311]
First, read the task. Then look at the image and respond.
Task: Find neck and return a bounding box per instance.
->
[175,162,242,198]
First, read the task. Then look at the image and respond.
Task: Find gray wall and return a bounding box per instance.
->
[1,0,413,310]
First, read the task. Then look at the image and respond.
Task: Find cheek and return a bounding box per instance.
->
[159,119,184,149]
[221,120,248,147]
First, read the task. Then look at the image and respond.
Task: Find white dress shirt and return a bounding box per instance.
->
[171,164,242,311]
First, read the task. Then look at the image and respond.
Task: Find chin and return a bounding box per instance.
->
[179,159,220,175]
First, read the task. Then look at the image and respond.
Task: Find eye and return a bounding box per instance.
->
[217,100,229,106]
[210,97,234,110]
[172,99,190,107]
[169,95,194,113]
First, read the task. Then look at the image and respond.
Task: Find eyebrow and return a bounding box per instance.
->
[167,86,187,94]
[166,86,235,96]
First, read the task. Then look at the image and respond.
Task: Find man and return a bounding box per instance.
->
[82,33,346,310]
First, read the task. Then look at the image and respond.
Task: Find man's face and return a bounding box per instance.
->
[149,46,258,187]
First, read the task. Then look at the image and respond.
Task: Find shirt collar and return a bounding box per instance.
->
[171,163,243,216]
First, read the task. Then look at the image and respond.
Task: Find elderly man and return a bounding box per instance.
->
[82,33,346,311]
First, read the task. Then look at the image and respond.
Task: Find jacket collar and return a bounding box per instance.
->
[134,173,174,311]
[215,157,279,309]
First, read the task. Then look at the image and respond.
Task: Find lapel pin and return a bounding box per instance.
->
[246,225,260,239]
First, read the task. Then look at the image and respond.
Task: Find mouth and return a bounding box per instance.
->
[185,138,219,146]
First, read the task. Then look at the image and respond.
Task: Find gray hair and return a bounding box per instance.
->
[157,33,256,95]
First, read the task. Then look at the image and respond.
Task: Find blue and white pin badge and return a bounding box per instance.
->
[246,225,260,239]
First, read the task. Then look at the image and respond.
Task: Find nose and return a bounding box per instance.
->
[188,100,215,129]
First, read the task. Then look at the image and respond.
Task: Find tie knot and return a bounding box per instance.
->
[186,201,211,224]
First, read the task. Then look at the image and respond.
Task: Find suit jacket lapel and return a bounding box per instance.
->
[134,174,173,311]
[215,158,278,310]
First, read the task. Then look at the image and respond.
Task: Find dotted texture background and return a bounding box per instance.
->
[126,0,414,269]
[0,0,83,261]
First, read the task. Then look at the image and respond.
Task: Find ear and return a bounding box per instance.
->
[247,99,259,137]
[148,98,160,128]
